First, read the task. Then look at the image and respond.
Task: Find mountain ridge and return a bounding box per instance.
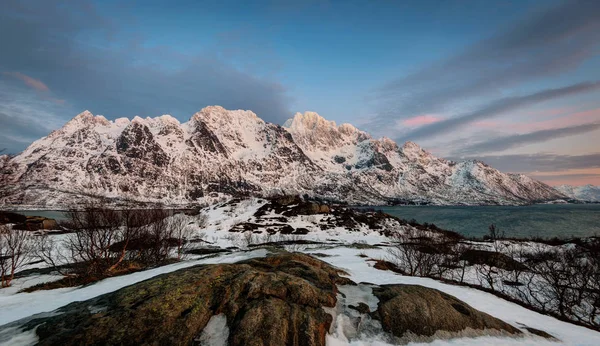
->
[0,106,566,207]
[555,184,600,202]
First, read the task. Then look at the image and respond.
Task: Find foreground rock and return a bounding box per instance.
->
[372,284,522,341]
[21,252,352,346]
[4,252,531,345]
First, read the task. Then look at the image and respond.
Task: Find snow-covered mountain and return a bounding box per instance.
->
[0,106,565,207]
[555,184,600,202]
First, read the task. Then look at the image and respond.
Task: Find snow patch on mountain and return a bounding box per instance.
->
[555,184,600,202]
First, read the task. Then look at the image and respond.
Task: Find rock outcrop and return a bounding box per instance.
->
[3,253,534,345]
[372,284,521,341]
[22,253,352,346]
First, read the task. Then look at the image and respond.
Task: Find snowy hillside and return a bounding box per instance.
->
[555,184,600,202]
[0,106,564,207]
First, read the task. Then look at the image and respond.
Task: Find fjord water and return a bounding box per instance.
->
[375,204,600,239]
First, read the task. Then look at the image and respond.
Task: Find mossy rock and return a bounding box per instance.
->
[372,284,521,339]
[23,252,353,346]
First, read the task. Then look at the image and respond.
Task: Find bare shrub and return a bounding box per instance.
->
[0,225,33,287]
[61,202,125,277]
[35,233,73,277]
[446,241,470,283]
[388,228,449,277]
[169,213,202,260]
[36,203,207,282]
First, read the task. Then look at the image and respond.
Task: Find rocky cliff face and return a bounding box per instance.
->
[0,106,565,207]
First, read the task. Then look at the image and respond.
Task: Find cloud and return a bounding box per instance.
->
[0,0,293,153]
[373,0,600,126]
[448,153,600,173]
[396,81,600,142]
[457,122,600,155]
[528,172,600,186]
[529,173,600,182]
[2,71,49,92]
[402,114,443,127]
[0,80,66,154]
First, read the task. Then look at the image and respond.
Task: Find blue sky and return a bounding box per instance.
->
[1,0,599,185]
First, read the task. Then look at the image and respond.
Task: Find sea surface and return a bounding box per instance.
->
[11,204,600,239]
[373,204,600,239]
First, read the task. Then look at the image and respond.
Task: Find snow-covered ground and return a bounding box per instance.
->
[1,198,599,345]
[317,246,600,346]
[2,245,598,345]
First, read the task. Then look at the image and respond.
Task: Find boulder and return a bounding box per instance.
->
[372,284,521,340]
[23,252,353,346]
[460,249,527,271]
[41,218,59,230]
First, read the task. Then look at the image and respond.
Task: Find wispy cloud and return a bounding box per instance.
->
[374,0,600,123]
[0,0,293,154]
[402,114,443,127]
[0,80,66,154]
[2,71,49,92]
[448,153,600,173]
[528,171,600,186]
[396,81,600,142]
[515,107,600,132]
[457,122,600,155]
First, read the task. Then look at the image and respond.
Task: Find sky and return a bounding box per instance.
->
[0,0,599,186]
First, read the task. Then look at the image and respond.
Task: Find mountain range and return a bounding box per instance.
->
[0,106,568,207]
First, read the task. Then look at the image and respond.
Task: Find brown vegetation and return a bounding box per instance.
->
[33,201,206,289]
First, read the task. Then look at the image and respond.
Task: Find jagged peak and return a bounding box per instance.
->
[75,110,94,119]
[157,114,180,125]
[401,141,423,152]
[380,137,396,145]
[190,106,260,125]
[338,123,360,135]
[63,110,110,129]
[284,111,368,137]
[114,117,131,126]
[131,116,145,124]
[284,111,336,132]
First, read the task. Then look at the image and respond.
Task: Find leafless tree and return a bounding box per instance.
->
[0,224,33,287]
[35,233,73,277]
[168,213,203,260]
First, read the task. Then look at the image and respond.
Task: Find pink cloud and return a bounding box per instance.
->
[402,114,443,127]
[514,108,600,132]
[473,120,503,128]
[524,107,575,119]
[2,71,50,92]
